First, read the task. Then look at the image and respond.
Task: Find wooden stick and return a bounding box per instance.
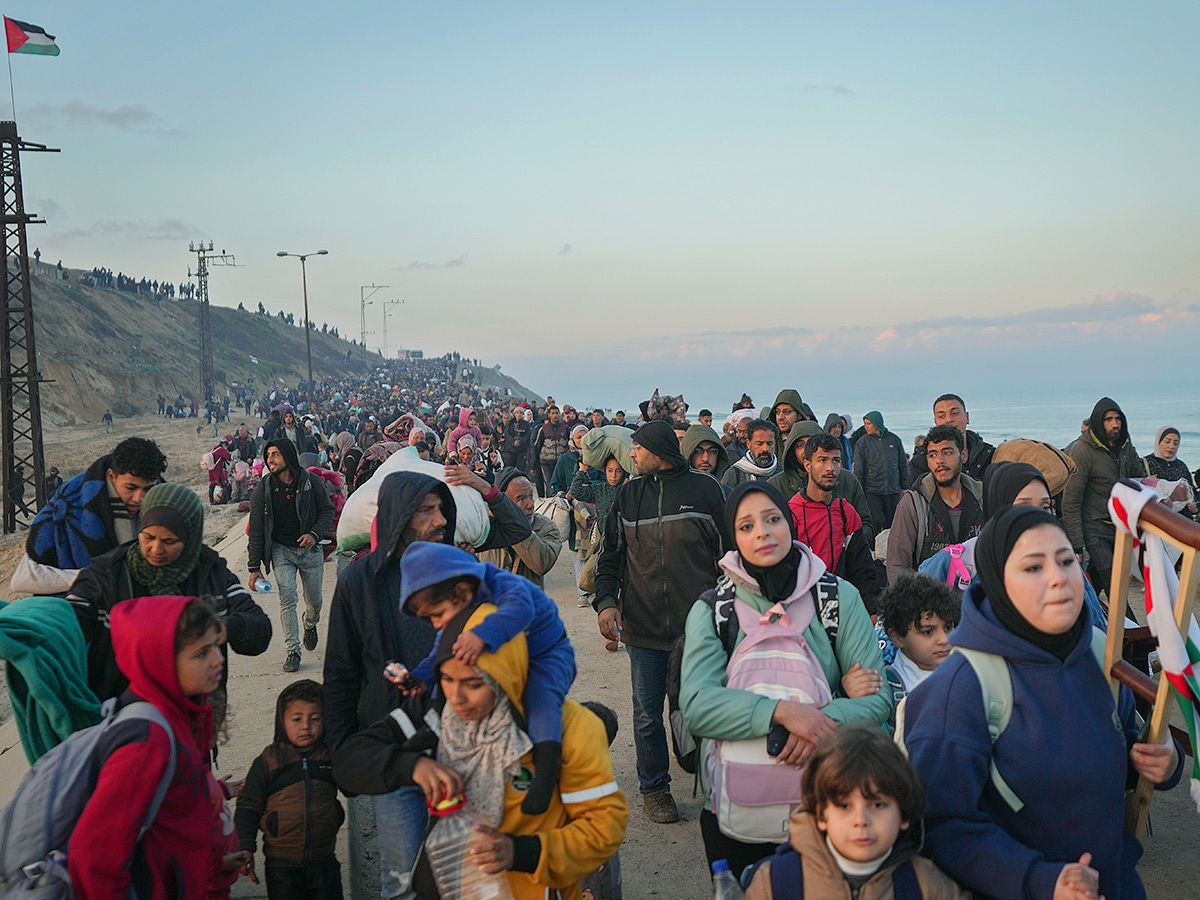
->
[1105,529,1134,705]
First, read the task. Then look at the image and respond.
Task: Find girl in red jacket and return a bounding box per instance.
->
[69,595,226,900]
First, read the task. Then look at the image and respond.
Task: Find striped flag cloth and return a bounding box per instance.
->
[4,17,59,56]
[1110,480,1200,811]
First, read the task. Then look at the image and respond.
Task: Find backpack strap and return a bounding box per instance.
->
[708,578,741,657]
[952,647,1024,813]
[892,859,922,900]
[113,701,179,840]
[884,666,907,732]
[812,572,840,655]
[768,845,803,899]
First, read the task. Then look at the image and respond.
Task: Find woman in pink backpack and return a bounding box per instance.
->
[679,482,890,879]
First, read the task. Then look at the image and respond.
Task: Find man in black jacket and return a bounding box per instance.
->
[324,463,532,900]
[247,438,334,673]
[594,420,728,824]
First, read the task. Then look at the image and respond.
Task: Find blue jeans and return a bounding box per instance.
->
[627,644,671,796]
[374,785,429,900]
[271,544,324,654]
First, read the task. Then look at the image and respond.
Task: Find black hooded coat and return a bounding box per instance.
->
[247,438,335,574]
[322,470,532,748]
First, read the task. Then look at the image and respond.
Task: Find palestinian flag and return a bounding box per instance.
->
[4,18,59,56]
[1110,481,1200,812]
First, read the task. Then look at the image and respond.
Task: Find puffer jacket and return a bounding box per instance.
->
[594,463,728,650]
[536,419,572,465]
[852,429,909,494]
[745,811,970,900]
[235,692,344,866]
[1062,397,1141,552]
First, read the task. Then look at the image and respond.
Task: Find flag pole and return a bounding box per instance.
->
[5,48,14,121]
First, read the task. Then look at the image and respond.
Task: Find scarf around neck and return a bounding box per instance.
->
[436,668,532,826]
[733,452,778,477]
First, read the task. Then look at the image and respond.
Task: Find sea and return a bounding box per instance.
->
[600,390,1200,463]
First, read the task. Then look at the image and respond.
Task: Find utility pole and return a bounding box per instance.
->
[382,298,405,358]
[0,122,56,533]
[360,283,388,364]
[188,241,236,405]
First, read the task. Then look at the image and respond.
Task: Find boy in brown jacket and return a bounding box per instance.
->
[235,680,345,899]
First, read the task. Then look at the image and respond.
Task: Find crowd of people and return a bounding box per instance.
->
[1,362,1196,900]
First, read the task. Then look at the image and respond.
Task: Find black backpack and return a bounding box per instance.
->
[665,572,841,774]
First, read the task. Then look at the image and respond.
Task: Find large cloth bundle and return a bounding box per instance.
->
[581,425,635,475]
[336,447,490,552]
[991,439,1076,495]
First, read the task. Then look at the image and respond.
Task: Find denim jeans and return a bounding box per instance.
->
[627,644,672,796]
[271,544,324,654]
[373,785,429,900]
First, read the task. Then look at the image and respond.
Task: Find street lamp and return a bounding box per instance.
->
[277,249,328,393]
[360,284,389,364]
[382,299,405,358]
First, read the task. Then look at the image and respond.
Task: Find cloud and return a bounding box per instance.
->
[24,101,184,137]
[557,243,572,256]
[407,255,467,270]
[801,84,854,96]
[27,197,66,222]
[48,219,199,242]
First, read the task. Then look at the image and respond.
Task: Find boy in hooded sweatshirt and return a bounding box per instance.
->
[398,542,577,816]
[235,679,345,899]
[69,596,229,900]
[745,724,969,900]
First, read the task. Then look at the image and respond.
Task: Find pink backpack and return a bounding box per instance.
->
[702,591,833,843]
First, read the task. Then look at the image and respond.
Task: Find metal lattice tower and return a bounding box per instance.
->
[188,242,235,404]
[0,122,57,533]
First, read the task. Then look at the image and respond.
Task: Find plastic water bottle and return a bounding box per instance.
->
[253,577,272,592]
[424,807,514,900]
[711,859,746,899]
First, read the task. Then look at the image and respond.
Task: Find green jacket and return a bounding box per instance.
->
[769,426,875,543]
[1063,431,1141,551]
[678,549,891,803]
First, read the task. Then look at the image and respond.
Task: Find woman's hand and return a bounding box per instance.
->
[1130,740,1178,784]
[770,701,836,767]
[470,824,514,874]
[839,663,883,698]
[1054,852,1102,900]
[411,757,465,807]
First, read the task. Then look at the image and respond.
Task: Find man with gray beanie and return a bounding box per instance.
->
[852,410,909,531]
[594,420,728,824]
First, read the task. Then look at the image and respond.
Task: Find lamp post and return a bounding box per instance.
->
[360,284,389,364]
[277,249,328,393]
[382,298,405,358]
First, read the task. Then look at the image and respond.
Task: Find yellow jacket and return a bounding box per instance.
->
[469,604,628,900]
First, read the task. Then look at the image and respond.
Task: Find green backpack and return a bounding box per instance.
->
[896,627,1107,813]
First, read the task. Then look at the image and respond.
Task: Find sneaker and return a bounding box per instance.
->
[642,791,679,824]
[577,596,591,608]
[303,625,319,651]
[283,651,300,673]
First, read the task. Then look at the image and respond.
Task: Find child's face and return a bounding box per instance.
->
[410,582,476,629]
[176,626,223,697]
[605,458,625,486]
[818,787,908,864]
[890,612,955,672]
[283,699,324,749]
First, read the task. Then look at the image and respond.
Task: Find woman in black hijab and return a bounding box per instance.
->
[903,506,1183,900]
[679,481,890,875]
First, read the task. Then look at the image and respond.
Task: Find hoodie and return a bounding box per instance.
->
[1061,397,1141,553]
[769,425,876,543]
[680,423,730,482]
[332,603,628,900]
[788,487,880,610]
[322,470,532,749]
[69,596,217,900]
[744,811,969,900]
[446,407,484,454]
[234,689,344,866]
[903,585,1181,900]
[247,438,335,574]
[824,412,851,467]
[770,389,807,457]
[594,423,729,649]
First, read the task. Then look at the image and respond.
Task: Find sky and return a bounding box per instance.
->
[11,1,1200,408]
